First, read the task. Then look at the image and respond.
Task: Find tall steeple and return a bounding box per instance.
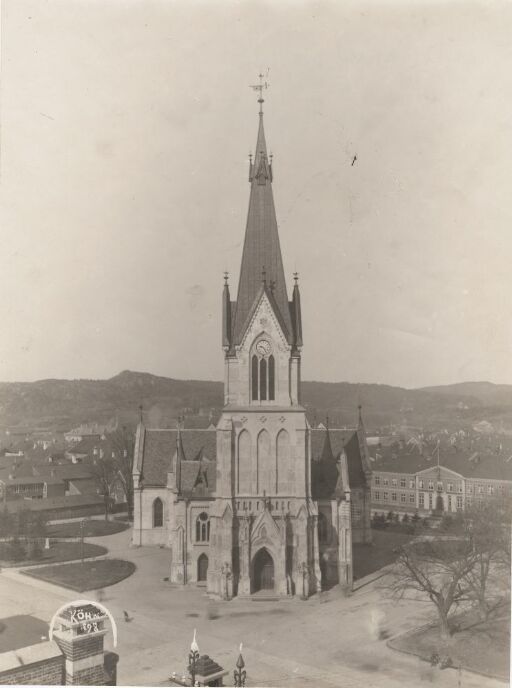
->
[231,77,293,345]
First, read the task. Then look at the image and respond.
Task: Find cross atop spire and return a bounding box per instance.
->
[250,72,269,115]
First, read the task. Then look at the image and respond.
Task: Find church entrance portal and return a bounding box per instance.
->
[252,548,274,593]
[197,553,208,582]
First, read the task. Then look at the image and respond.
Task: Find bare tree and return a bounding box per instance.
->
[91,457,118,521]
[108,427,135,521]
[387,538,476,639]
[462,497,511,620]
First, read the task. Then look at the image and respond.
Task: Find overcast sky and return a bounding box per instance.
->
[1,0,512,388]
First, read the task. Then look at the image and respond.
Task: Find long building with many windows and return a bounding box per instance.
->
[369,442,512,516]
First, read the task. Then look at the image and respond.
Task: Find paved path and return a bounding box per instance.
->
[0,527,507,688]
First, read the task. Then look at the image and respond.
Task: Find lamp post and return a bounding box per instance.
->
[80,519,86,565]
[233,643,246,687]
[188,629,200,687]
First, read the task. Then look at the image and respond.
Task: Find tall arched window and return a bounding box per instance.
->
[238,429,251,494]
[196,512,210,542]
[268,355,275,401]
[153,497,163,528]
[257,429,272,495]
[318,512,329,543]
[276,429,290,493]
[251,356,258,401]
[251,341,276,402]
[260,358,267,400]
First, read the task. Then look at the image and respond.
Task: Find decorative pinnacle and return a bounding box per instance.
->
[190,629,199,653]
[249,72,269,115]
[138,404,143,423]
[224,271,229,286]
[261,266,267,284]
[293,272,299,284]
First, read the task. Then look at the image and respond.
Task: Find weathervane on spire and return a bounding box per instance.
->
[250,71,269,115]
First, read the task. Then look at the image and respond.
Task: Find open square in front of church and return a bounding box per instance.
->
[0,526,504,688]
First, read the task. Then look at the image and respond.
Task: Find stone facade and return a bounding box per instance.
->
[371,463,512,517]
[131,96,372,597]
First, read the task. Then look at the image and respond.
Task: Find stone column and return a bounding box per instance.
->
[337,499,353,589]
[170,525,185,584]
[237,516,252,596]
[310,514,322,593]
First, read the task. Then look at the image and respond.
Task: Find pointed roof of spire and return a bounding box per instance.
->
[231,110,293,345]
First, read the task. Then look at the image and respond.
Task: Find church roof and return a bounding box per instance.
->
[139,428,217,494]
[311,427,369,499]
[231,112,293,345]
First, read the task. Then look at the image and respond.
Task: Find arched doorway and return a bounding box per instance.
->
[252,548,274,593]
[197,553,208,582]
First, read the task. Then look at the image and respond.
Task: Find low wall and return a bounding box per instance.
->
[0,641,64,685]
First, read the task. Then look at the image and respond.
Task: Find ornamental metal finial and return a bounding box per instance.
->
[234,643,246,687]
[250,71,269,115]
[224,271,229,286]
[188,629,200,687]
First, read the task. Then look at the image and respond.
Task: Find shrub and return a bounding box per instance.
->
[28,541,43,560]
[401,513,410,524]
[430,652,440,666]
[439,655,453,670]
[372,513,387,529]
[8,538,26,562]
[411,511,420,523]
[440,515,454,531]
[386,511,394,522]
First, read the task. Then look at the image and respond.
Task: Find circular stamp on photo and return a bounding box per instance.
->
[49,599,118,647]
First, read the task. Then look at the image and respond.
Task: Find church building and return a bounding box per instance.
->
[131,85,372,598]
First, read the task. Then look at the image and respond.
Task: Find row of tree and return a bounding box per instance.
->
[387,498,511,638]
[90,427,135,521]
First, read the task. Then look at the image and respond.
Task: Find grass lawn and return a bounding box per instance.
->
[0,541,107,567]
[22,558,136,591]
[353,528,415,580]
[388,605,510,681]
[46,519,130,538]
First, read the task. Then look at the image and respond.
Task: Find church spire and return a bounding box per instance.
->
[231,79,293,345]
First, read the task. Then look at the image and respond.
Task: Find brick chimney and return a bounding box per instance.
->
[52,604,115,685]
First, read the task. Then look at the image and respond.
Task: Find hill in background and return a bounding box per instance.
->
[0,370,511,433]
